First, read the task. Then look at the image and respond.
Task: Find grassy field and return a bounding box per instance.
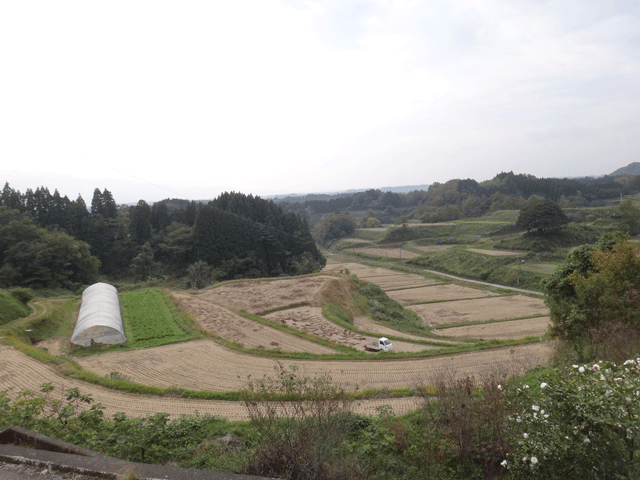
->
[120,288,202,349]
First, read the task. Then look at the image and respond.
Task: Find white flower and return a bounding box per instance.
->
[531,456,538,465]
[523,456,528,462]
[523,433,529,438]
[532,405,540,411]
[579,366,585,373]
[497,384,502,390]
[501,460,508,468]
[573,364,579,368]
[592,364,600,372]
[600,374,606,381]
[516,416,522,423]
[584,437,590,444]
[523,384,530,389]
[540,382,548,389]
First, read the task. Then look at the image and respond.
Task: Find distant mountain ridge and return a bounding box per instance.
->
[267,184,430,202]
[610,162,640,177]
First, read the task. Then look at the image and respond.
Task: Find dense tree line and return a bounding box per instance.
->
[277,171,640,225]
[0,183,323,289]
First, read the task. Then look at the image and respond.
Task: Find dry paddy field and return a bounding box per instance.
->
[408,295,548,326]
[387,284,497,304]
[265,306,433,353]
[440,316,551,340]
[73,339,551,394]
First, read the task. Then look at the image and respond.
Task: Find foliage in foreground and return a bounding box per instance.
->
[503,359,640,479]
[0,383,252,471]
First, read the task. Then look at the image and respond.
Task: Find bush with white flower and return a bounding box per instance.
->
[502,359,640,479]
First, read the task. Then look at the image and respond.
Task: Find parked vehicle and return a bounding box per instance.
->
[365,337,393,352]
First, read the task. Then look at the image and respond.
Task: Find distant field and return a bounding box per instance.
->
[354,246,419,259]
[520,263,558,275]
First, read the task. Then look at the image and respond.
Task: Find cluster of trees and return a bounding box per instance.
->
[545,232,640,361]
[277,171,640,226]
[0,183,324,289]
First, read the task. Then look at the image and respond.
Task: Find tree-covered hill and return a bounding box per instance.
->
[0,183,324,289]
[277,171,640,226]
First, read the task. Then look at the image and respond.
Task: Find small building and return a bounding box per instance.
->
[71,283,126,347]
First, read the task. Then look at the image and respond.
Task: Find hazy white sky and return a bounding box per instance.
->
[1,0,639,204]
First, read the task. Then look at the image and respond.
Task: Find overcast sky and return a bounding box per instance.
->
[1,1,639,204]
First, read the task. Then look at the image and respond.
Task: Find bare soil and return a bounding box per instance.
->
[197,275,333,313]
[387,284,497,304]
[408,295,548,326]
[439,317,551,340]
[172,292,336,354]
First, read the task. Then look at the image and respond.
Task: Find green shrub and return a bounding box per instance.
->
[0,289,30,327]
[9,287,35,304]
[504,360,640,478]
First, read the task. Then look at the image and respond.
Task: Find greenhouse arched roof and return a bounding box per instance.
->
[71,283,126,347]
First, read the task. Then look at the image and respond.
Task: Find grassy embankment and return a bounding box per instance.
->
[0,289,30,327]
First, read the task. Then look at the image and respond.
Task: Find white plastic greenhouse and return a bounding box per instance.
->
[71,283,126,347]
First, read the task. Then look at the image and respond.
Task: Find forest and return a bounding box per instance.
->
[277,171,639,226]
[0,183,324,290]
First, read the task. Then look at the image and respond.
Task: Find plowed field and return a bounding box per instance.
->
[387,284,497,304]
[408,295,548,326]
[74,339,552,393]
[172,292,337,354]
[440,317,550,340]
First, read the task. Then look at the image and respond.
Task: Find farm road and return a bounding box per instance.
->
[417,268,543,296]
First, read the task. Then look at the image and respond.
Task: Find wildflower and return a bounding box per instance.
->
[540,382,548,389]
[516,416,522,423]
[600,374,606,381]
[531,457,538,465]
[584,437,590,444]
[579,366,585,373]
[501,460,508,468]
[592,364,600,372]
[497,384,502,390]
[523,433,529,439]
[532,405,540,411]
[573,364,579,368]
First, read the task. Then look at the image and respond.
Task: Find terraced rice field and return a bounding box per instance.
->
[439,316,550,340]
[408,295,548,326]
[1,257,553,421]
